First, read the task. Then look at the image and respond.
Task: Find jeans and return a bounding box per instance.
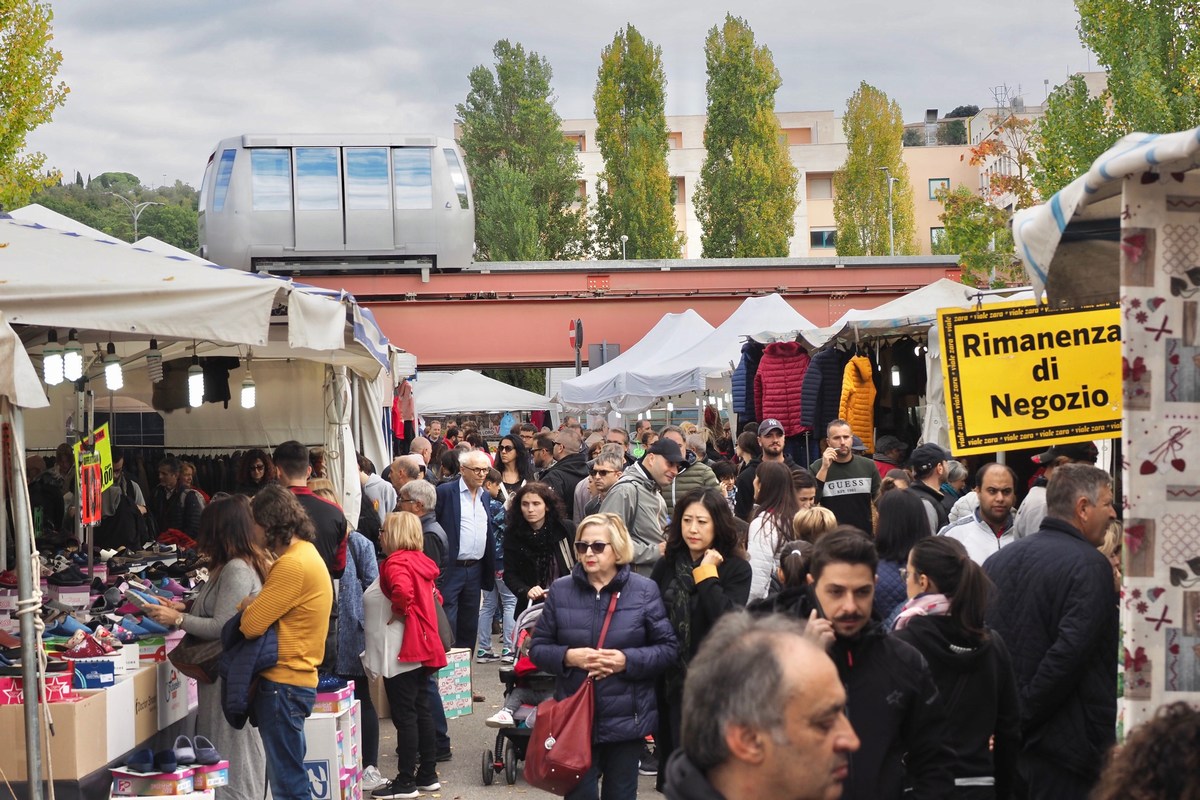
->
[253,678,316,800]
[476,575,516,654]
[440,560,483,649]
[565,739,643,800]
[384,667,435,779]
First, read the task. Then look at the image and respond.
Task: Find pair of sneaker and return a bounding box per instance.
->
[370,769,440,799]
[475,649,515,664]
[485,708,515,728]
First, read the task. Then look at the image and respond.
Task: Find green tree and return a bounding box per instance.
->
[482,368,545,395]
[456,40,588,261]
[31,176,201,251]
[833,81,916,256]
[1031,74,1114,198]
[472,162,541,261]
[934,186,1022,287]
[937,120,967,145]
[0,0,69,210]
[592,24,681,260]
[693,14,797,258]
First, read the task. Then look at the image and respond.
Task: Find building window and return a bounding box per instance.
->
[779,127,812,146]
[295,147,340,211]
[250,148,291,212]
[393,148,433,210]
[564,133,586,152]
[674,176,685,206]
[667,131,683,149]
[807,174,833,200]
[810,229,836,249]
[929,178,950,200]
[931,227,946,247]
[344,148,390,210]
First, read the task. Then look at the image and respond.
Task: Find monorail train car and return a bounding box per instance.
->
[198,134,474,273]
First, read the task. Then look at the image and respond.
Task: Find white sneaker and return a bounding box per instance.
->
[360,766,386,791]
[485,708,515,728]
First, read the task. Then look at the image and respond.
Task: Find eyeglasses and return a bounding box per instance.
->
[463,466,489,475]
[398,496,413,504]
[531,448,547,454]
[899,567,912,580]
[251,463,265,472]
[499,445,516,452]
[590,469,615,477]
[574,541,610,555]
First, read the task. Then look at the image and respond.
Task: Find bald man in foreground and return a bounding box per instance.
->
[664,613,860,800]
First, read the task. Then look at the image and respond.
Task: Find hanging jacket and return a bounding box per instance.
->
[732,340,765,421]
[800,347,852,435]
[218,611,279,729]
[754,341,811,435]
[839,355,877,451]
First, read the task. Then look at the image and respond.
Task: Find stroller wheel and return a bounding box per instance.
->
[482,749,495,785]
[504,738,518,785]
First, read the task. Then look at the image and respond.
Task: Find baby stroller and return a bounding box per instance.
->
[482,602,557,785]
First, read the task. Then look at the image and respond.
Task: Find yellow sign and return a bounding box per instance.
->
[939,301,1122,455]
[73,422,115,491]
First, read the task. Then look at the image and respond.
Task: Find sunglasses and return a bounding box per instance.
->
[574,541,610,555]
[499,444,516,452]
[590,469,615,477]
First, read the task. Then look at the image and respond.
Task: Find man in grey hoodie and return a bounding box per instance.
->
[599,438,686,575]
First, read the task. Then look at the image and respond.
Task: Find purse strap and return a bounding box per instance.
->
[595,591,619,649]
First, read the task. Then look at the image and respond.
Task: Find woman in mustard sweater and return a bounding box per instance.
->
[240,484,334,800]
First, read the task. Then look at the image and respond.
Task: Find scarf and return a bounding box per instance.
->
[662,553,698,698]
[892,592,951,630]
[523,523,562,588]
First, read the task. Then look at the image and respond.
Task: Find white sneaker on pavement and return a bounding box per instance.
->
[486,708,515,728]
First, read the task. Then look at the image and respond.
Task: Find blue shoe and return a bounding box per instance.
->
[134,615,170,634]
[126,747,155,773]
[119,615,153,636]
[58,615,89,635]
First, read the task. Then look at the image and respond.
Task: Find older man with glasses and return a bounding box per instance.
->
[580,448,627,518]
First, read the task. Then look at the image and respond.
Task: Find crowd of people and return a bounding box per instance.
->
[27,411,1196,800]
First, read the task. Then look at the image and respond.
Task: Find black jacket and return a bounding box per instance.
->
[289,487,347,579]
[983,516,1118,782]
[910,480,950,535]
[733,456,799,521]
[503,517,573,617]
[540,451,591,520]
[663,751,727,800]
[893,616,1021,798]
[651,552,752,669]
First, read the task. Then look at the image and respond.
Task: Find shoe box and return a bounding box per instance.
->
[71,656,117,689]
[192,761,230,791]
[305,699,362,800]
[0,589,17,612]
[0,689,108,780]
[313,681,354,714]
[110,765,195,796]
[438,647,473,719]
[79,663,148,761]
[157,661,196,729]
[49,583,93,611]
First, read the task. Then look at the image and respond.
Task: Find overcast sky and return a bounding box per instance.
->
[27,0,1094,189]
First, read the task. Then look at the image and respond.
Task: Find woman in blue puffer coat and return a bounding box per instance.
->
[531,512,678,800]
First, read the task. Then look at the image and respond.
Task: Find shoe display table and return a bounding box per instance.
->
[305,692,363,800]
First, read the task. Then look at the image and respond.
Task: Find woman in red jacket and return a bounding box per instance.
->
[373,512,448,800]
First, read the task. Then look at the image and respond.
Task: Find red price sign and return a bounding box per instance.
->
[80,460,103,525]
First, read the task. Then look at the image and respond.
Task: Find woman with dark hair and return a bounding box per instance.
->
[1091,701,1200,800]
[142,495,271,800]
[239,485,334,800]
[745,460,801,600]
[650,488,751,787]
[494,433,532,500]
[436,449,460,484]
[235,448,274,496]
[874,489,932,627]
[892,536,1020,799]
[502,482,573,618]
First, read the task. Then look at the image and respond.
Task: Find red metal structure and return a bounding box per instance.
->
[302,256,961,368]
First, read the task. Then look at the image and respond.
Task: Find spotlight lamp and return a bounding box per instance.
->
[63,329,83,382]
[43,329,64,386]
[104,343,123,391]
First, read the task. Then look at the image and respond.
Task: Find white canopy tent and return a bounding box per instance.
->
[9,202,112,238]
[621,294,814,409]
[416,370,555,415]
[557,310,716,413]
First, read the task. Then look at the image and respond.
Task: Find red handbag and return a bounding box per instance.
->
[523,591,620,795]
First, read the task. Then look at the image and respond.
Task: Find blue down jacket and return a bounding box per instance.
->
[530,563,678,744]
[219,611,279,729]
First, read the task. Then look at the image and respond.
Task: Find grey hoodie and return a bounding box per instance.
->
[598,461,668,575]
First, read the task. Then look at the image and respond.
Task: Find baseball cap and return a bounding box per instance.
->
[758,419,785,436]
[645,438,688,465]
[909,443,952,471]
[851,436,866,453]
[1032,441,1099,465]
[874,435,908,456]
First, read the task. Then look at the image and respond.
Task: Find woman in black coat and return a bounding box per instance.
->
[650,487,752,791]
[502,482,573,618]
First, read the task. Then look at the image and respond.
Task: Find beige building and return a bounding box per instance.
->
[902,144,979,254]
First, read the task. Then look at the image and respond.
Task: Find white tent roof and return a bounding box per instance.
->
[556,310,715,410]
[9,203,112,238]
[415,369,555,414]
[0,312,48,409]
[0,216,390,377]
[623,294,814,403]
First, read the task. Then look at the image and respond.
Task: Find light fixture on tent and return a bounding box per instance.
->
[717,397,724,411]
[666,401,674,414]
[43,329,64,386]
[241,350,256,409]
[695,397,700,407]
[187,349,204,408]
[63,329,83,382]
[103,343,123,391]
[637,412,643,421]
[146,338,164,383]
[891,366,901,388]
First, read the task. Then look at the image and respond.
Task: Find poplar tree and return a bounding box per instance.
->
[833,81,916,256]
[592,24,681,260]
[693,15,797,258]
[0,0,69,210]
[456,40,588,261]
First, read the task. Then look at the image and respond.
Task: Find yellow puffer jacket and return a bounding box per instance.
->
[838,355,876,451]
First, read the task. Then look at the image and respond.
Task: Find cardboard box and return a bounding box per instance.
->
[110,766,195,796]
[368,675,389,720]
[437,647,472,699]
[116,793,212,800]
[305,710,349,800]
[131,663,159,745]
[156,661,192,728]
[0,671,72,704]
[139,635,167,663]
[0,589,17,612]
[81,670,137,761]
[49,584,92,610]
[121,641,142,673]
[192,761,230,790]
[0,615,18,635]
[313,683,353,715]
[0,691,108,780]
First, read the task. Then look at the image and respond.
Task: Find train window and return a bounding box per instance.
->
[345,148,390,210]
[251,149,292,211]
[212,149,237,212]
[393,148,432,210]
[295,147,340,210]
[444,148,469,209]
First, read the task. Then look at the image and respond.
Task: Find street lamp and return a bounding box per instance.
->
[620,234,629,261]
[107,192,163,242]
[878,167,898,257]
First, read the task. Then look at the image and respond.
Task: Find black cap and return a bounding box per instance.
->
[851,436,866,453]
[1032,441,1099,465]
[909,443,951,471]
[874,435,908,455]
[758,418,784,436]
[645,438,687,465]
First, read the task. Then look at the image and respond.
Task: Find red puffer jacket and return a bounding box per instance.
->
[754,341,811,435]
